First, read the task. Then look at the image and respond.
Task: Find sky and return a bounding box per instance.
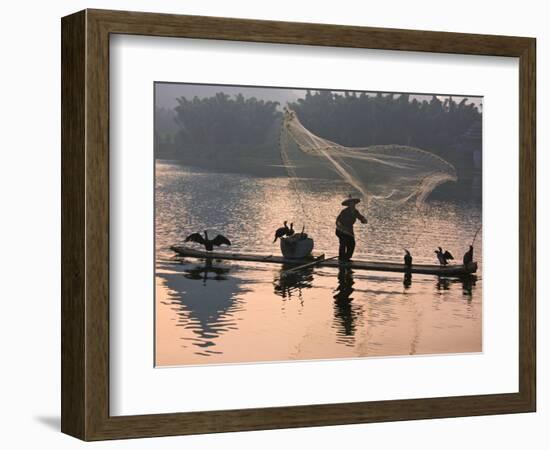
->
[155,82,483,111]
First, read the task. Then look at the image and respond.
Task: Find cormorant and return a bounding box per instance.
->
[463,245,474,266]
[435,247,454,266]
[185,230,231,251]
[273,221,289,243]
[286,222,295,237]
[404,249,413,268]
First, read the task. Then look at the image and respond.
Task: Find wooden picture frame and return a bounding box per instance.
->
[61,8,536,441]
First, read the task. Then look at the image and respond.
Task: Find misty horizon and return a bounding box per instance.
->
[155,82,482,112]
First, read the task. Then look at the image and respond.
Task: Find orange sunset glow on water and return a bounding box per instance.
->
[154,163,482,366]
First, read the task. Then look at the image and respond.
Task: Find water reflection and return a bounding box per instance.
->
[181,258,230,284]
[435,274,478,298]
[403,272,412,289]
[158,261,245,356]
[332,266,364,346]
[155,165,483,365]
[273,264,314,300]
[436,276,451,292]
[461,275,477,298]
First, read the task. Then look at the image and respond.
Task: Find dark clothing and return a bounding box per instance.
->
[336,206,367,236]
[336,229,355,261]
[335,206,367,261]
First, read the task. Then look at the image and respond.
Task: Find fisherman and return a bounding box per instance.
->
[335,195,368,262]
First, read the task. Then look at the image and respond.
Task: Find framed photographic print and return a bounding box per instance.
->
[61,9,536,440]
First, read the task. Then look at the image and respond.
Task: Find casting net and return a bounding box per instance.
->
[280,108,457,210]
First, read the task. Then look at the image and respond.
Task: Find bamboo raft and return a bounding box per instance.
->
[170,246,478,277]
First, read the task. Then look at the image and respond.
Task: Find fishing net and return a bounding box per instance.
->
[280,108,457,210]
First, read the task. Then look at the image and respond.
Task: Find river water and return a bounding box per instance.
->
[155,161,482,366]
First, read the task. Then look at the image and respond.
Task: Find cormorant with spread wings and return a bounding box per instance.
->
[185,230,231,251]
[435,247,454,266]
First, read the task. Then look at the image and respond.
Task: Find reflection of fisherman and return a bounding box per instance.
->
[335,196,368,262]
[333,266,356,339]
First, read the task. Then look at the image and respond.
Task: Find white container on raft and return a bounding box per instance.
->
[280,233,314,259]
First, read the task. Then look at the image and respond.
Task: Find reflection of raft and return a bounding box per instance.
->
[279,233,314,259]
[170,246,478,277]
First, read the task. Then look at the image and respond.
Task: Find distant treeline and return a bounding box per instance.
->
[156,107,180,137]
[173,93,281,146]
[287,91,482,201]
[155,91,481,200]
[288,90,481,158]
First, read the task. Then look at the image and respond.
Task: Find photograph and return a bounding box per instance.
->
[154,82,483,367]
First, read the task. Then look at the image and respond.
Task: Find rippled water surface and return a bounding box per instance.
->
[155,162,482,366]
